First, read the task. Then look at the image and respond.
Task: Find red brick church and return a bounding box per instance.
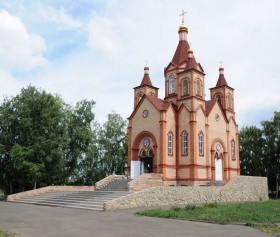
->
[127,16,240,186]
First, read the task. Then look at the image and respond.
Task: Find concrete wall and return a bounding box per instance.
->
[104,176,268,210]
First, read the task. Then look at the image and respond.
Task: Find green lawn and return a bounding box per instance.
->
[0,230,17,237]
[137,200,280,236]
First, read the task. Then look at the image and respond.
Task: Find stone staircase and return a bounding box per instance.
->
[128,173,163,191]
[9,190,129,211]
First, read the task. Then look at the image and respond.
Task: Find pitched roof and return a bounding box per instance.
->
[216,73,228,87]
[146,95,171,111]
[185,57,198,70]
[140,73,153,86]
[171,40,190,65]
[205,99,217,116]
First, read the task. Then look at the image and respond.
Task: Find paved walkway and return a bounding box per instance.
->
[0,202,272,237]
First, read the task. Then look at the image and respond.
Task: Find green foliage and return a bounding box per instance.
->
[75,112,128,185]
[203,202,218,208]
[0,86,96,194]
[0,86,128,194]
[171,205,181,211]
[239,112,280,195]
[239,126,264,176]
[0,230,17,237]
[185,204,197,211]
[137,200,280,225]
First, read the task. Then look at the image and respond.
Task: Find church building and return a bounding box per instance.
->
[127,17,240,186]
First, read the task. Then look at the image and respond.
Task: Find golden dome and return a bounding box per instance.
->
[178,23,188,32]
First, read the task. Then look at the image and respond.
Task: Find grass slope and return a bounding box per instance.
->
[137,200,280,236]
[0,230,17,237]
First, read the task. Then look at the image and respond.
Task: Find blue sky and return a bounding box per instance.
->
[0,0,279,128]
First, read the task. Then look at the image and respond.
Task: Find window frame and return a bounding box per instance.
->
[181,131,188,156]
[196,79,202,96]
[182,79,189,96]
[228,94,232,109]
[231,139,235,160]
[138,93,143,102]
[167,131,173,156]
[198,131,204,156]
[169,75,175,94]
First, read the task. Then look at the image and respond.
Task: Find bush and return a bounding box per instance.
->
[185,204,197,211]
[204,202,218,208]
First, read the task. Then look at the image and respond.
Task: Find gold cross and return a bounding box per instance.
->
[179,10,187,24]
[145,60,148,67]
[220,61,223,67]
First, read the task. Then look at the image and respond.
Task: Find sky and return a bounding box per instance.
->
[0,0,279,128]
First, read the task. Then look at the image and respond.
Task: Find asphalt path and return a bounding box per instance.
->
[0,202,272,237]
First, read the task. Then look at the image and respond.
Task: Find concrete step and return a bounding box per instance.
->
[9,190,130,211]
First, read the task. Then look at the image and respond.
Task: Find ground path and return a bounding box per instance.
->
[0,202,272,237]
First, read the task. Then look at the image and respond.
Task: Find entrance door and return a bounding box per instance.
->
[140,157,153,174]
[215,158,223,181]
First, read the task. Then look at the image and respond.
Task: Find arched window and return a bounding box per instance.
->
[228,94,232,109]
[138,93,143,102]
[140,149,146,158]
[149,92,155,97]
[169,75,175,94]
[182,131,188,155]
[231,140,235,160]
[216,94,221,104]
[196,79,201,96]
[198,131,204,156]
[148,148,153,157]
[167,132,173,155]
[182,79,189,96]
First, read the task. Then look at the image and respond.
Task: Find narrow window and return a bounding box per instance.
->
[168,132,173,155]
[182,80,189,96]
[169,76,175,94]
[228,94,232,109]
[140,149,146,158]
[182,131,188,155]
[199,131,204,156]
[148,149,153,157]
[138,93,143,102]
[216,94,221,104]
[196,80,201,96]
[231,140,235,160]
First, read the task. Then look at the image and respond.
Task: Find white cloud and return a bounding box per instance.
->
[0,9,47,71]
[87,12,121,57]
[38,6,82,29]
[0,0,280,128]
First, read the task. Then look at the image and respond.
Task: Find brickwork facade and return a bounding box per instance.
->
[128,21,240,186]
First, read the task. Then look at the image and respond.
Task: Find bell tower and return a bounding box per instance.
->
[164,13,205,110]
[210,66,235,120]
[133,65,158,108]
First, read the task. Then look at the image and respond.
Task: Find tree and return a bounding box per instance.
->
[239,126,264,176]
[239,112,280,198]
[0,86,96,194]
[98,112,128,176]
[262,112,280,198]
[75,112,128,185]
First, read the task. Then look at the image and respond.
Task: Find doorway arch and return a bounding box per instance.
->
[131,131,157,176]
[211,138,226,181]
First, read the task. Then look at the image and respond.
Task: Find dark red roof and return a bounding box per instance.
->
[185,57,198,70]
[216,74,228,87]
[146,95,171,111]
[171,40,190,65]
[140,73,153,86]
[205,99,217,116]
